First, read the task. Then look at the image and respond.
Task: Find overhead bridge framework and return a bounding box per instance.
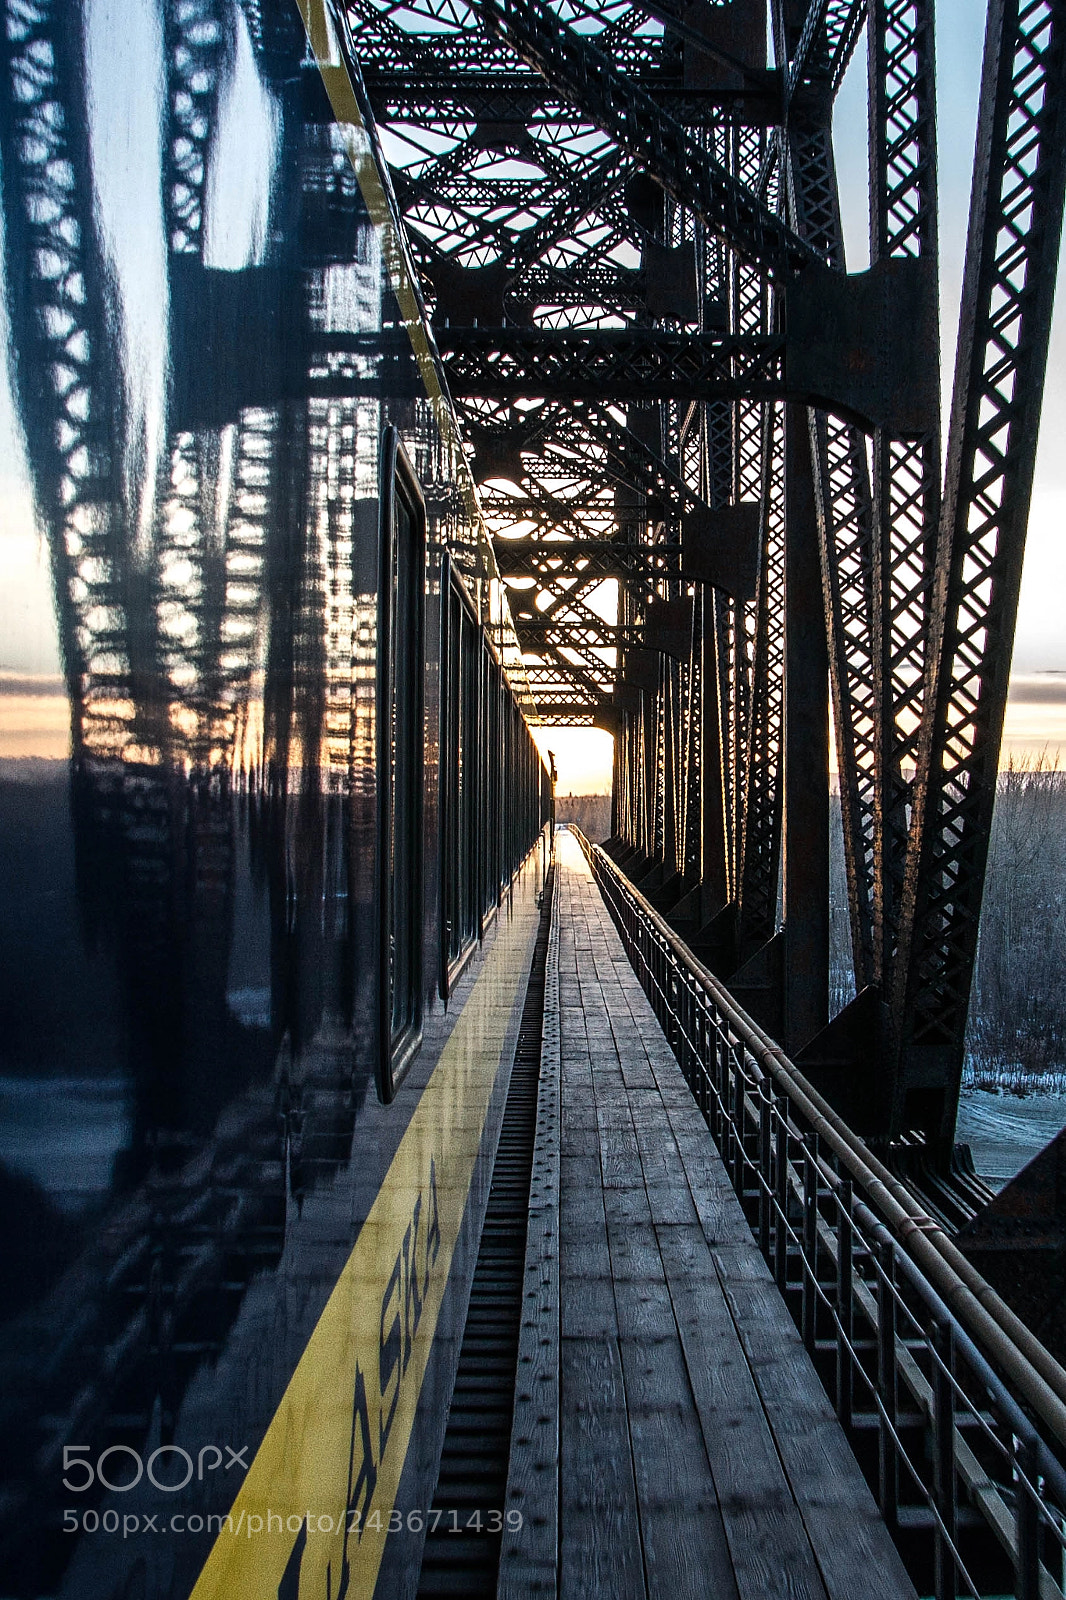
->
[2,0,1063,1164]
[348,0,1066,1160]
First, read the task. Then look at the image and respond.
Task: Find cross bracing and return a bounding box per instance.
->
[348,0,1066,1158]
[2,0,1064,1160]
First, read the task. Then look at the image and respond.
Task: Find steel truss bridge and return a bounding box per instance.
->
[351,0,1066,1160]
[2,0,1065,1170]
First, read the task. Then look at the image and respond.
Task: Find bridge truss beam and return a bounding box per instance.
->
[5,0,1063,1161]
[347,0,1066,1155]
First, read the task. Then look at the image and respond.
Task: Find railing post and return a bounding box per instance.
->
[714,1033,727,1147]
[836,1179,854,1432]
[774,1094,789,1291]
[932,1316,957,1600]
[877,1238,899,1533]
[802,1131,819,1354]
[1014,1431,1041,1600]
[731,1061,745,1195]
[698,1007,710,1121]
[759,1082,772,1259]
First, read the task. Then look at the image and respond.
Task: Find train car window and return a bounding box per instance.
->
[439,557,463,995]
[439,563,456,998]
[441,557,490,997]
[377,429,426,1101]
[489,656,504,900]
[464,618,483,942]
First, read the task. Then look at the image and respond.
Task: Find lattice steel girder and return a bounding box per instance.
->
[441,302,933,431]
[778,80,880,991]
[892,0,1066,1149]
[735,401,785,961]
[532,704,603,723]
[516,564,612,620]
[494,538,679,579]
[389,148,652,317]
[438,327,785,401]
[464,399,711,521]
[347,0,676,74]
[479,481,616,544]
[515,617,615,647]
[755,0,867,201]
[362,68,783,124]
[785,0,868,99]
[469,0,822,279]
[867,0,941,989]
[522,640,612,697]
[498,262,649,312]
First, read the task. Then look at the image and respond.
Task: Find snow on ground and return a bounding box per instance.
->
[956,1086,1066,1191]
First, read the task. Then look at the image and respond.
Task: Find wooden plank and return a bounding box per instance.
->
[560,1336,646,1600]
[653,1224,832,1600]
[603,1150,826,1600]
[653,1102,756,1250]
[627,1100,733,1231]
[711,1248,916,1600]
[602,1243,677,1346]
[560,1218,612,1279]
[618,1332,740,1600]
[600,1151,739,1600]
[559,1124,600,1157]
[560,1180,616,1340]
[598,1125,646,1193]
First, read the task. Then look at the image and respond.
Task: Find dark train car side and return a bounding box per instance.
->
[0,2,550,1596]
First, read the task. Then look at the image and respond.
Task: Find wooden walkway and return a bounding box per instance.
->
[500,829,915,1600]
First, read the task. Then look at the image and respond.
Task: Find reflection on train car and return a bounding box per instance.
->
[0,1,549,1594]
[379,432,427,1098]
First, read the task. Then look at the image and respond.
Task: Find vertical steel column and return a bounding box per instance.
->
[931,1316,958,1600]
[662,652,679,878]
[802,1131,819,1352]
[777,0,878,998]
[702,382,736,920]
[736,400,786,962]
[867,0,940,985]
[699,587,731,919]
[894,0,1066,1150]
[876,1238,900,1531]
[783,403,829,1051]
[727,122,770,911]
[774,1093,790,1290]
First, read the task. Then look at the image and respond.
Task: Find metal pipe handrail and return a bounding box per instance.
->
[576,827,1066,1452]
[575,826,1066,1594]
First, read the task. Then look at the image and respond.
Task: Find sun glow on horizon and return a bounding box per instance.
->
[533,724,614,796]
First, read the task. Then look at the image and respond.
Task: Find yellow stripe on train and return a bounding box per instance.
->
[189,895,538,1600]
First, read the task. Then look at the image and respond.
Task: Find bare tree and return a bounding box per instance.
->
[966,754,1066,1090]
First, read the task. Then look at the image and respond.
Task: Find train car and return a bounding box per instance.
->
[0,2,551,1595]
